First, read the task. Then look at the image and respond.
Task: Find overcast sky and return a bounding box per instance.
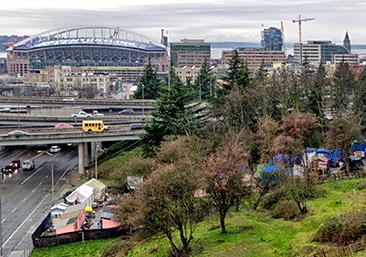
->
[0,0,365,44]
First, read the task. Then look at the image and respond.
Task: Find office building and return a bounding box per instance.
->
[293,41,349,65]
[261,27,283,51]
[221,48,286,70]
[170,39,211,68]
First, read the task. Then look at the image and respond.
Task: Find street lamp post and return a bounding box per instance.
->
[0,196,3,257]
[94,144,105,180]
[142,83,145,119]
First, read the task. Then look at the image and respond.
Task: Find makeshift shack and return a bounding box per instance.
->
[82,179,107,201]
[65,184,94,206]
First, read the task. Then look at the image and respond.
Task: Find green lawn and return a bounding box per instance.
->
[31,239,111,257]
[126,178,366,257]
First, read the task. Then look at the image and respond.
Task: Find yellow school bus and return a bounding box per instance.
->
[82,120,109,132]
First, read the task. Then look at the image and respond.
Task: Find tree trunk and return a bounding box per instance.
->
[178,224,190,254]
[220,212,227,234]
[253,186,269,210]
[167,233,179,257]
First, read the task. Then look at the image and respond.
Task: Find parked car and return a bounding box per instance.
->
[50,145,61,153]
[7,130,30,137]
[93,111,104,117]
[11,160,21,169]
[71,111,92,118]
[55,123,74,129]
[118,109,134,115]
[2,165,15,175]
[22,160,35,171]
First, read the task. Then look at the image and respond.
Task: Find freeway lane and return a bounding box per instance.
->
[0,147,77,256]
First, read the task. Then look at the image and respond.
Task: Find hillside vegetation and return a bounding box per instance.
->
[121,178,366,257]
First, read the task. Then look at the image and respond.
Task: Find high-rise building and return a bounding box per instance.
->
[293,40,349,65]
[343,31,351,53]
[261,27,283,51]
[160,29,168,47]
[170,39,211,68]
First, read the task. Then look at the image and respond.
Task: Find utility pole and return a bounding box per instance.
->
[292,15,315,63]
[17,103,20,129]
[95,144,99,180]
[51,162,54,200]
[142,83,145,119]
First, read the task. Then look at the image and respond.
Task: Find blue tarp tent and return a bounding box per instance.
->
[328,148,343,167]
[316,148,331,155]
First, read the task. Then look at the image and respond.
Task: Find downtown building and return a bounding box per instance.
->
[261,27,283,51]
[293,39,357,65]
[170,39,211,68]
[221,48,286,70]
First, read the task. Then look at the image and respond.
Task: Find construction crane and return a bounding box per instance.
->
[292,15,315,43]
[292,15,315,63]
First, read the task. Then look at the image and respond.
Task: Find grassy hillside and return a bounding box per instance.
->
[31,239,111,257]
[125,178,366,257]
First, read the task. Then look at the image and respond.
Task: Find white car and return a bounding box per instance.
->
[62,97,75,102]
[8,130,30,137]
[93,111,104,117]
[71,111,92,118]
[50,145,61,153]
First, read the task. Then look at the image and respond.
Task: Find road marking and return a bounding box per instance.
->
[20,152,60,185]
[11,207,17,214]
[1,218,6,223]
[22,197,27,202]
[54,163,76,188]
[31,189,36,194]
[39,181,43,186]
[45,175,49,179]
[3,193,50,247]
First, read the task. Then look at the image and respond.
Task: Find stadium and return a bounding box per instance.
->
[7,26,169,76]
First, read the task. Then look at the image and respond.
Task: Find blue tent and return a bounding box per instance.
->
[328,148,343,167]
[261,163,281,187]
[305,148,316,153]
[316,148,331,155]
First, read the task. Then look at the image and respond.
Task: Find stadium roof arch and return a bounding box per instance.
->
[8,26,166,52]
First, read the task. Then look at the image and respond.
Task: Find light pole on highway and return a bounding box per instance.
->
[142,83,145,119]
[0,196,3,257]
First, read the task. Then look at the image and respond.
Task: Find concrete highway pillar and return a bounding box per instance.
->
[78,143,84,174]
[0,146,4,151]
[84,142,90,167]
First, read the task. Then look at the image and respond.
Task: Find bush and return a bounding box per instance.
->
[261,189,287,210]
[102,238,135,257]
[271,200,300,220]
[313,211,366,245]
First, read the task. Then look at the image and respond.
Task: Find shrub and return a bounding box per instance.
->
[102,239,134,257]
[271,200,300,220]
[313,211,366,245]
[261,189,287,210]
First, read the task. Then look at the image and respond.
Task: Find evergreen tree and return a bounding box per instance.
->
[332,62,355,112]
[141,78,197,156]
[225,49,252,91]
[256,59,268,81]
[134,61,162,99]
[353,68,366,135]
[307,63,327,126]
[194,59,216,101]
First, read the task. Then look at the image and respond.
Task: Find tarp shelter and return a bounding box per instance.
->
[65,184,94,206]
[256,163,281,187]
[328,148,343,167]
[351,141,366,158]
[82,179,106,200]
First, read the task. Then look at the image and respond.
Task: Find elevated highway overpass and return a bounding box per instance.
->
[0,125,143,174]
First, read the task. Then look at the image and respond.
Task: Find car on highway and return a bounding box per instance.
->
[11,160,21,169]
[2,165,16,175]
[71,111,92,118]
[130,123,143,130]
[93,111,104,117]
[50,145,61,153]
[118,109,134,115]
[7,130,30,137]
[54,123,74,129]
[62,97,75,102]
[22,159,35,171]
[0,107,11,112]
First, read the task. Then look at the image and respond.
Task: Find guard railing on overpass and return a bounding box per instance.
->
[0,96,156,106]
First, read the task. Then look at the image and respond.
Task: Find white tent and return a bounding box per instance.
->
[82,179,106,200]
[65,184,94,206]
